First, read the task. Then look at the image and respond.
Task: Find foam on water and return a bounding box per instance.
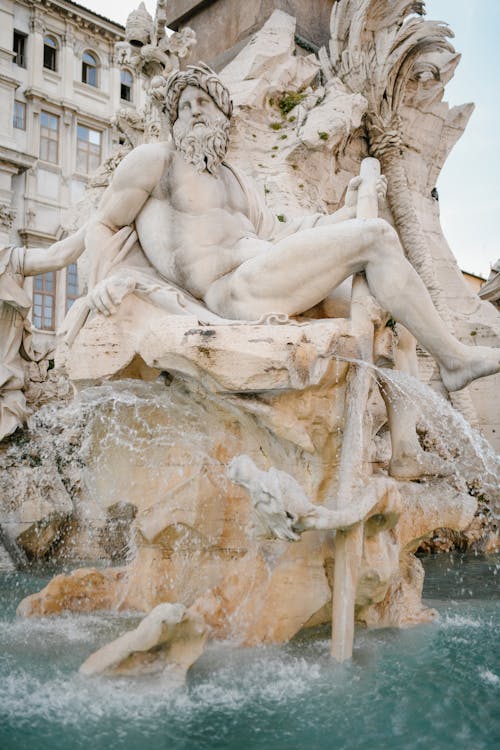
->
[479,670,500,687]
[1,556,499,750]
[441,613,483,629]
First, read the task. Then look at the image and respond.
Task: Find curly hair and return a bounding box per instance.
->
[164,63,233,126]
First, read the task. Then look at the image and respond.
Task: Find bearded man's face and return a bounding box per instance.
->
[172,85,230,174]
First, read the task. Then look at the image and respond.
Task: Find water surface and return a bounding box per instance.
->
[1,554,499,750]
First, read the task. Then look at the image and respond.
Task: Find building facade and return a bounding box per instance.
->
[0,0,144,349]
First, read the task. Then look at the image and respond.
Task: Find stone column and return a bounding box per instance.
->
[28,10,45,91]
[61,25,76,102]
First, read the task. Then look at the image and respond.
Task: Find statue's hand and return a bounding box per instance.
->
[376,175,388,207]
[88,275,136,316]
[344,175,362,212]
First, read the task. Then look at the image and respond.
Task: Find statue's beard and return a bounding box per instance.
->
[172,116,230,174]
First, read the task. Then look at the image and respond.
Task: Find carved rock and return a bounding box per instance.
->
[80,603,208,680]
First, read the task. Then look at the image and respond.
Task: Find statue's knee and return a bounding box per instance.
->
[366,218,400,255]
[371,218,396,240]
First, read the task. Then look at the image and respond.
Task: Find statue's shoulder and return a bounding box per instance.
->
[113,141,173,189]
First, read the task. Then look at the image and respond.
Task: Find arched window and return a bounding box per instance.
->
[82,51,98,87]
[43,35,57,71]
[120,69,133,102]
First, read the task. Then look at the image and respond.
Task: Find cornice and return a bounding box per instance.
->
[0,72,22,90]
[29,0,125,41]
[23,87,113,127]
[18,227,58,245]
[0,145,37,171]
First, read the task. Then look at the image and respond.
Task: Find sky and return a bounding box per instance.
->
[80,0,499,278]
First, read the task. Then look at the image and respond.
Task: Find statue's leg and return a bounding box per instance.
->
[205,218,499,391]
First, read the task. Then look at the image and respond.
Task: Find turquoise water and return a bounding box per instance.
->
[1,554,499,750]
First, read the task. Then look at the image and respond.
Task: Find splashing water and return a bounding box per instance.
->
[334,355,500,514]
[378,368,500,512]
[1,554,499,750]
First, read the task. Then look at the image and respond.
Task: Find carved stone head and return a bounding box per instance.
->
[164,63,233,128]
[165,63,233,174]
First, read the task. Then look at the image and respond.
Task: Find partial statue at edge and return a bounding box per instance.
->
[0,229,86,440]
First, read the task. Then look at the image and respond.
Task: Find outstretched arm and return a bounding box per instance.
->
[23,225,87,276]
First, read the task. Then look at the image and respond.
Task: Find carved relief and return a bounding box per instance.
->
[0,205,16,231]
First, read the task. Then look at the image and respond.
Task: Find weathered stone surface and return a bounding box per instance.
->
[358,552,437,629]
[17,567,123,617]
[16,512,73,560]
[99,502,137,561]
[63,298,355,396]
[396,480,477,552]
[166,1,335,69]
[0,463,73,553]
[16,374,478,654]
[297,78,366,153]
[80,602,208,679]
[220,11,320,109]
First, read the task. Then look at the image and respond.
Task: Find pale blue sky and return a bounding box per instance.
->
[425,0,499,278]
[83,0,498,277]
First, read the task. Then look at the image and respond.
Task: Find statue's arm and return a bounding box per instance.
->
[23,225,87,276]
[86,144,169,288]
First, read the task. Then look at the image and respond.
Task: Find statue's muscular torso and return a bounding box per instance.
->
[133,142,271,299]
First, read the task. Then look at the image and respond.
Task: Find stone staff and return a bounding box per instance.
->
[330,157,381,661]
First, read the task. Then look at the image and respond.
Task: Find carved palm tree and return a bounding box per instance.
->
[326,0,454,315]
[325,0,477,420]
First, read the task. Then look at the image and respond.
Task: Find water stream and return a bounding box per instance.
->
[335,357,500,512]
[377,368,500,509]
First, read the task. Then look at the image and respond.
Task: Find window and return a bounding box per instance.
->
[13,31,27,68]
[66,263,79,312]
[82,51,98,87]
[13,101,26,130]
[77,125,101,173]
[43,36,57,71]
[40,111,59,163]
[120,70,133,102]
[33,272,56,330]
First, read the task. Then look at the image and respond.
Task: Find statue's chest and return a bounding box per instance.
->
[157,159,243,215]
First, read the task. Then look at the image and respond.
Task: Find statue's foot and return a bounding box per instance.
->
[439,346,500,392]
[80,603,208,680]
[389,450,453,482]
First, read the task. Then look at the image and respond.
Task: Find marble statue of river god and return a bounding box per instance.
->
[81,63,499,394]
[17,60,499,676]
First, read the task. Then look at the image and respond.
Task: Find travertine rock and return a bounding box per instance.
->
[80,602,208,680]
[220,11,320,110]
[17,567,123,617]
[16,511,73,561]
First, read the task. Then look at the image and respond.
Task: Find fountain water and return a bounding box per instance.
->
[1,553,499,750]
